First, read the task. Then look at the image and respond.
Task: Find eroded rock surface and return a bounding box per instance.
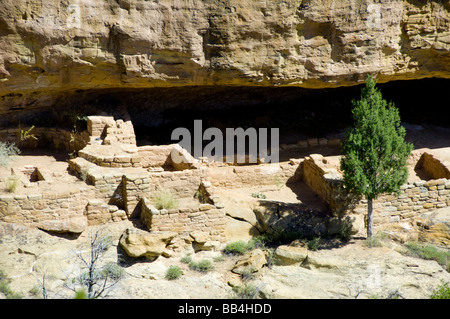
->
[0,0,449,114]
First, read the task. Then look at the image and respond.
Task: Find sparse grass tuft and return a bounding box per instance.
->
[152,188,179,210]
[189,260,213,273]
[5,176,19,193]
[240,267,257,282]
[363,232,387,248]
[404,242,450,269]
[232,283,259,299]
[180,255,193,264]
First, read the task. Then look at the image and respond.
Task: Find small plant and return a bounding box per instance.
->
[65,230,123,299]
[223,241,250,255]
[307,237,322,251]
[274,175,284,190]
[0,270,23,299]
[180,255,193,264]
[251,193,266,199]
[19,125,38,142]
[0,141,20,168]
[152,188,179,210]
[265,248,278,268]
[404,242,450,269]
[338,221,353,241]
[232,283,259,299]
[430,281,450,299]
[74,289,88,299]
[240,267,257,282]
[5,175,20,193]
[189,260,213,273]
[364,236,382,248]
[102,262,124,280]
[166,265,183,280]
[80,164,92,182]
[254,228,304,247]
[363,231,387,248]
[213,255,226,262]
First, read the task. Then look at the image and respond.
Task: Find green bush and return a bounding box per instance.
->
[166,265,183,280]
[189,260,213,273]
[223,241,249,255]
[251,193,266,199]
[307,237,322,251]
[74,289,88,299]
[102,262,124,280]
[152,189,179,210]
[430,281,450,299]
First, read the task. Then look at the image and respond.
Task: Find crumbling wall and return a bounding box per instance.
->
[141,198,226,244]
[302,153,450,228]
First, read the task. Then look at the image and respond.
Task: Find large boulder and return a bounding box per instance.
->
[225,216,261,242]
[273,245,308,266]
[119,228,177,260]
[232,249,267,275]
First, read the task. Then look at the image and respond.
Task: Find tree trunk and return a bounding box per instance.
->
[367,198,373,238]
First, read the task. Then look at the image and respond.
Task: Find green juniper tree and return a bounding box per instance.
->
[340,75,413,238]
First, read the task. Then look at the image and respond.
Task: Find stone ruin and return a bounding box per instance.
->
[1,115,450,257]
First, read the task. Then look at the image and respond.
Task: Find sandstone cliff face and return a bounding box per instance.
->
[0,0,449,113]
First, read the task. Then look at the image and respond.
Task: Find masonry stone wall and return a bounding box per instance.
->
[79,144,143,168]
[85,198,128,225]
[371,179,450,225]
[302,153,450,227]
[69,156,206,217]
[87,116,136,145]
[141,198,226,243]
[206,161,302,189]
[0,187,94,226]
[138,145,173,168]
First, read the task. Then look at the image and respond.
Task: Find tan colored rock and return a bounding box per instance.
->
[232,249,266,275]
[37,216,87,234]
[273,245,308,266]
[225,216,261,242]
[119,228,177,260]
[418,223,450,246]
[0,0,449,116]
[190,231,220,252]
